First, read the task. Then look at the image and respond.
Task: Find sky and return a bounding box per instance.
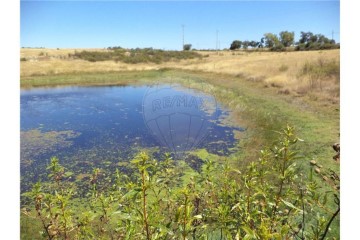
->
[20,0,340,50]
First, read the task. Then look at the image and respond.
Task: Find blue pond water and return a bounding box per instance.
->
[20,85,243,192]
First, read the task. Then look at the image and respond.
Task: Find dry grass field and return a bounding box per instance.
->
[21,48,340,104]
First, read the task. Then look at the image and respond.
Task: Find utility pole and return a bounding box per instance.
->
[332,30,334,41]
[182,24,185,50]
[216,30,219,50]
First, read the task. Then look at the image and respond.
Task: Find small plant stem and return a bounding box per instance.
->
[36,207,52,239]
[141,169,150,240]
[320,206,340,240]
[247,186,251,214]
[271,147,288,230]
[183,194,188,240]
[301,189,305,240]
[60,200,68,239]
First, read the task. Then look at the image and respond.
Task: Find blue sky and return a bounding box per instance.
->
[20,1,340,50]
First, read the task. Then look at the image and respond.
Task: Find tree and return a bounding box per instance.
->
[263,33,280,48]
[316,34,331,44]
[299,31,314,44]
[230,40,242,50]
[183,44,192,51]
[279,31,295,47]
[249,40,258,48]
[296,31,338,51]
[242,40,250,49]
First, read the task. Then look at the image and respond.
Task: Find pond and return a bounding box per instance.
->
[20,84,244,194]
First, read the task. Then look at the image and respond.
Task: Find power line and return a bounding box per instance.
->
[330,29,339,41]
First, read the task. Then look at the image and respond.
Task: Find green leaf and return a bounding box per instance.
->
[175,205,184,222]
[242,225,257,239]
[64,171,74,177]
[281,199,303,214]
[122,188,141,199]
[322,193,328,205]
[231,203,241,212]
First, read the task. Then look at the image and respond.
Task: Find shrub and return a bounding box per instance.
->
[21,126,339,239]
[70,48,202,64]
[278,64,289,72]
[183,44,192,51]
[299,59,340,90]
[270,44,286,52]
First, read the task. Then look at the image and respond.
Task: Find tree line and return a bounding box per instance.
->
[230,31,339,51]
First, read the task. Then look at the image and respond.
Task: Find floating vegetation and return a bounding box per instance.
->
[75,173,91,182]
[20,85,243,202]
[21,129,80,164]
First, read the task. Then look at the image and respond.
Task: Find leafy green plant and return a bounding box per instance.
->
[21,126,339,239]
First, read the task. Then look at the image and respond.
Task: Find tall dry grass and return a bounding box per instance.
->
[20,48,340,103]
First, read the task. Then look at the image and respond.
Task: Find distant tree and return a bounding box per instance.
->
[310,34,319,43]
[258,37,265,48]
[263,33,280,48]
[242,41,250,49]
[296,31,338,51]
[107,46,123,50]
[316,34,331,44]
[230,40,242,50]
[299,31,314,44]
[183,44,192,51]
[249,40,258,48]
[279,31,295,47]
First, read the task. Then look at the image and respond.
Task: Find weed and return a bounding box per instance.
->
[278,88,291,95]
[299,58,340,91]
[278,64,289,72]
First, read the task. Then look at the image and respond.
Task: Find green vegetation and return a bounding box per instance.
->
[229,40,242,50]
[183,44,192,51]
[20,65,339,238]
[298,59,340,91]
[279,31,295,47]
[71,48,203,64]
[230,30,339,51]
[21,70,163,88]
[263,33,281,50]
[21,126,339,239]
[296,32,340,51]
